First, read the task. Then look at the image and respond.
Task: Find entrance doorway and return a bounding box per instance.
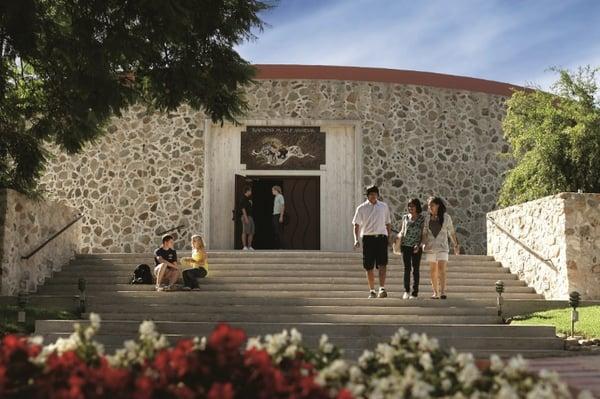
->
[233,176,320,250]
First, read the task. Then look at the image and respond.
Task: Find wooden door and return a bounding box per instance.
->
[233,174,250,250]
[282,177,320,250]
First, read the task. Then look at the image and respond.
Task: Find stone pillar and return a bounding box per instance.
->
[487,193,600,300]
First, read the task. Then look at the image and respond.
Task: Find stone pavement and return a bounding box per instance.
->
[528,355,600,397]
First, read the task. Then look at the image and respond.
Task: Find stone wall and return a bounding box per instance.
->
[487,193,600,300]
[0,189,80,295]
[40,104,206,253]
[41,79,511,254]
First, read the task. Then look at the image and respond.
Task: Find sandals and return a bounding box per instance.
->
[431,294,439,299]
[440,294,447,300]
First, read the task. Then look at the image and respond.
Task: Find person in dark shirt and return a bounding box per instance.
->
[239,186,255,250]
[154,234,180,291]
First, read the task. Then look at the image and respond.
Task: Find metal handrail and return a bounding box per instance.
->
[21,213,84,260]
[157,224,186,236]
[486,215,557,271]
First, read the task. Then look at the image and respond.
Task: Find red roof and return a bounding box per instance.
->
[254,64,522,97]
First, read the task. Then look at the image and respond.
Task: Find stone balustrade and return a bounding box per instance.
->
[0,189,80,295]
[487,193,600,300]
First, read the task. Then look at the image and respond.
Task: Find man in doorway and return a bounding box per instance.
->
[240,186,255,250]
[352,185,392,298]
[272,185,285,249]
[154,234,180,291]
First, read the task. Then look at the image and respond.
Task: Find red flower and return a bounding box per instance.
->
[208,323,246,353]
[208,382,234,399]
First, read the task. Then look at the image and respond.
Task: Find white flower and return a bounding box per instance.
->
[28,335,43,346]
[441,378,452,391]
[316,359,349,386]
[283,344,298,358]
[411,379,434,398]
[89,313,101,329]
[139,320,157,339]
[84,327,95,341]
[538,369,560,382]
[419,352,433,371]
[507,355,528,372]
[375,343,395,365]
[349,365,363,382]
[193,336,207,351]
[418,334,439,352]
[358,350,374,368]
[497,384,519,399]
[578,391,596,399]
[456,352,475,367]
[490,354,504,373]
[290,328,302,345]
[525,382,555,399]
[391,328,409,346]
[246,336,263,350]
[457,363,480,388]
[155,334,169,349]
[124,340,137,351]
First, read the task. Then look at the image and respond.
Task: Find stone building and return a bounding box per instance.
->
[40,65,517,254]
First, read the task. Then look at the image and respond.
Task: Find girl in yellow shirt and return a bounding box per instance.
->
[180,235,208,290]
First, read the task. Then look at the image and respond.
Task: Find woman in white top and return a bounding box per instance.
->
[421,197,460,299]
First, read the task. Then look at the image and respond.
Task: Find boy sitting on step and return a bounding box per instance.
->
[154,234,181,291]
[179,235,208,290]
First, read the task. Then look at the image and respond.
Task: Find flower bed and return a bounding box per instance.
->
[0,315,593,398]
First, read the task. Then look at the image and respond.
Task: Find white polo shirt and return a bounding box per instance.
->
[352,200,391,237]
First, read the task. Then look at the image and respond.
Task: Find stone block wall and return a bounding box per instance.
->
[40,104,206,253]
[41,79,511,254]
[0,189,80,295]
[487,193,600,300]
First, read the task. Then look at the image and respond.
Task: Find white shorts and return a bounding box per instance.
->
[425,251,449,263]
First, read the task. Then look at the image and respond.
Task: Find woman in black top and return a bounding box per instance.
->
[395,198,425,299]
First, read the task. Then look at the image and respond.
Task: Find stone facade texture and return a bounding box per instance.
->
[0,189,80,295]
[487,193,600,300]
[40,79,511,254]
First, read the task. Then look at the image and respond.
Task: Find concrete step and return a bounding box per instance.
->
[69,259,503,267]
[36,287,542,300]
[75,252,495,262]
[45,276,526,286]
[82,295,497,307]
[54,266,518,280]
[35,320,557,338]
[37,282,537,293]
[62,262,511,276]
[79,312,501,324]
[85,304,496,316]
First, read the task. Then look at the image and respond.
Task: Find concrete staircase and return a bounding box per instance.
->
[34,251,565,359]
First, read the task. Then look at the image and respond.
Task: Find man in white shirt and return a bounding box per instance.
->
[352,186,392,298]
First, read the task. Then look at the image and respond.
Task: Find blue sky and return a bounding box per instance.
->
[235,0,600,89]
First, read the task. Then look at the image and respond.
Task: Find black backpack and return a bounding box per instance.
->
[130,264,154,284]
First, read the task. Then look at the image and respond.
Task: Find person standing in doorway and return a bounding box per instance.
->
[395,198,425,299]
[240,186,255,251]
[352,185,392,298]
[421,196,460,299]
[272,185,285,249]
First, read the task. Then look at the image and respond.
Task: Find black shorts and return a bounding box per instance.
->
[362,235,388,270]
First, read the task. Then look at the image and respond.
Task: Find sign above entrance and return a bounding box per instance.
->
[241,126,326,170]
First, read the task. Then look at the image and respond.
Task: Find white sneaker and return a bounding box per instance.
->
[249,246,255,251]
[409,295,418,299]
[243,246,249,251]
[402,292,410,300]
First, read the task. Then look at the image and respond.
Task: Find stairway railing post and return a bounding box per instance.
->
[495,280,504,322]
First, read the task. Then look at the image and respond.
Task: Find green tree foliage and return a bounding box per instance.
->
[0,0,270,195]
[499,66,600,207]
